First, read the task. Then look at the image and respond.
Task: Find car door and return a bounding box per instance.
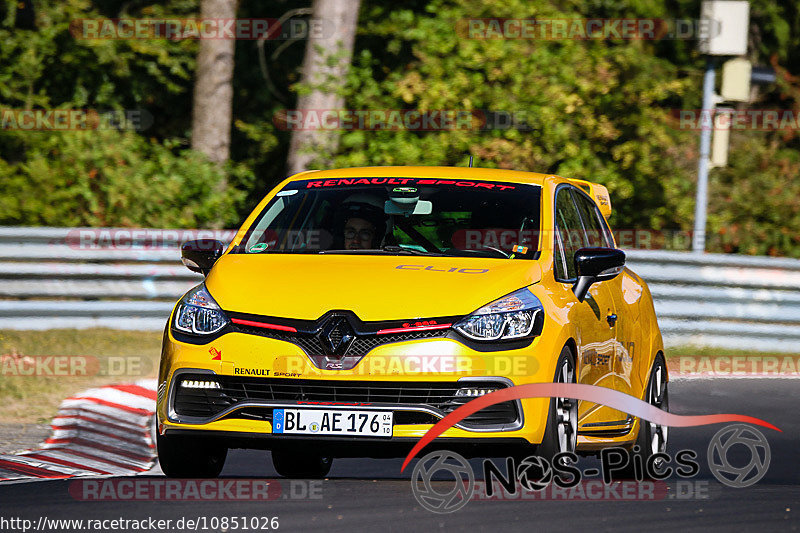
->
[575,188,641,386]
[553,187,619,427]
[571,188,636,427]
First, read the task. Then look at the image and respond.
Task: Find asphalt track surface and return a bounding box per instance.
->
[1,379,797,532]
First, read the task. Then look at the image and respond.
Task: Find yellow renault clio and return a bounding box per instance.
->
[156,166,667,478]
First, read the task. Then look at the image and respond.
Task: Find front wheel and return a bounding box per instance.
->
[537,346,578,462]
[271,448,332,479]
[157,431,227,478]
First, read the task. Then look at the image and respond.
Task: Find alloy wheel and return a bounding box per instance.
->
[555,357,578,455]
[648,360,669,456]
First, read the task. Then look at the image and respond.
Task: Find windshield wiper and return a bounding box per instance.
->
[319,246,443,256]
[442,248,511,259]
[381,245,443,256]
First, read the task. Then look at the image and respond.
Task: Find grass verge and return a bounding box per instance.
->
[0,329,162,424]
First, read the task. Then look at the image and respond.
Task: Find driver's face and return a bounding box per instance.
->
[344,217,376,250]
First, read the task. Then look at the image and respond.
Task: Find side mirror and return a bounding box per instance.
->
[572,247,625,302]
[181,239,224,275]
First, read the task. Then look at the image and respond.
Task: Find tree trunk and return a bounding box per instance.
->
[191,0,238,165]
[14,0,36,30]
[287,0,361,175]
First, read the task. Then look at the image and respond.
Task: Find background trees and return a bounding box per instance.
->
[191,0,238,166]
[287,0,361,174]
[0,0,798,255]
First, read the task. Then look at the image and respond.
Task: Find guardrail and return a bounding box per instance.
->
[1,227,799,352]
[0,227,204,331]
[624,250,800,352]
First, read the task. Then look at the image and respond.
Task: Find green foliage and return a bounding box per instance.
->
[325,0,699,235]
[317,0,800,254]
[0,0,252,228]
[0,0,799,257]
[0,128,251,228]
[708,134,800,257]
[0,0,198,135]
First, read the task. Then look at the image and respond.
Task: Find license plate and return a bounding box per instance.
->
[272,409,393,437]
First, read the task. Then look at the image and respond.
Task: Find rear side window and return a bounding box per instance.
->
[554,188,584,280]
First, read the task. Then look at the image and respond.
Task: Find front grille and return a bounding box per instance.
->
[231,326,446,357]
[173,374,518,428]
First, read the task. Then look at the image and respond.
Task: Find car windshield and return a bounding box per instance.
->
[234,176,541,259]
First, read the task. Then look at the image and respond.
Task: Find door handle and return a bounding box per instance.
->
[606,314,618,327]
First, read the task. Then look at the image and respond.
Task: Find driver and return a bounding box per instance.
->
[344,216,377,250]
[335,194,388,250]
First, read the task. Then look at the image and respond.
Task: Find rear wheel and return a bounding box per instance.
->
[537,346,578,463]
[271,448,333,479]
[157,431,227,478]
[641,354,669,458]
[619,353,669,479]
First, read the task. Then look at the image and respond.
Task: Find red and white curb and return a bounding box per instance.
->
[0,379,157,481]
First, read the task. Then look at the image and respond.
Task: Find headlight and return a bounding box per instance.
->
[173,284,229,335]
[454,288,543,341]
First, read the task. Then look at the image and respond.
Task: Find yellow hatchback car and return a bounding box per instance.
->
[156,166,668,478]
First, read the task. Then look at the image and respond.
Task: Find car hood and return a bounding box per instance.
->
[205,253,542,321]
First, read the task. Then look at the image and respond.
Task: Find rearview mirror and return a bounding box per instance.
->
[181,239,224,275]
[384,199,432,216]
[384,187,432,216]
[572,247,625,302]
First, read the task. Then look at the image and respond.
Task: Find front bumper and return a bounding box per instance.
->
[168,369,521,428]
[158,327,557,448]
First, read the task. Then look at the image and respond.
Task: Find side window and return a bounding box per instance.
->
[554,188,585,281]
[572,190,612,248]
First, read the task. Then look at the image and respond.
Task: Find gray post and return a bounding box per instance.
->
[692,60,716,253]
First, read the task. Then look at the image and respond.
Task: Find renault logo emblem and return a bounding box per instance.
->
[319,317,355,356]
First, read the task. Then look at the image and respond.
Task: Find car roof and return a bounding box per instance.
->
[292,166,554,186]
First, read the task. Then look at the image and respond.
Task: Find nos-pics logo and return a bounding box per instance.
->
[410,423,771,514]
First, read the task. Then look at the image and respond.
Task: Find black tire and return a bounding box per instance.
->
[271,448,332,479]
[618,353,669,479]
[157,431,227,478]
[537,346,578,463]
